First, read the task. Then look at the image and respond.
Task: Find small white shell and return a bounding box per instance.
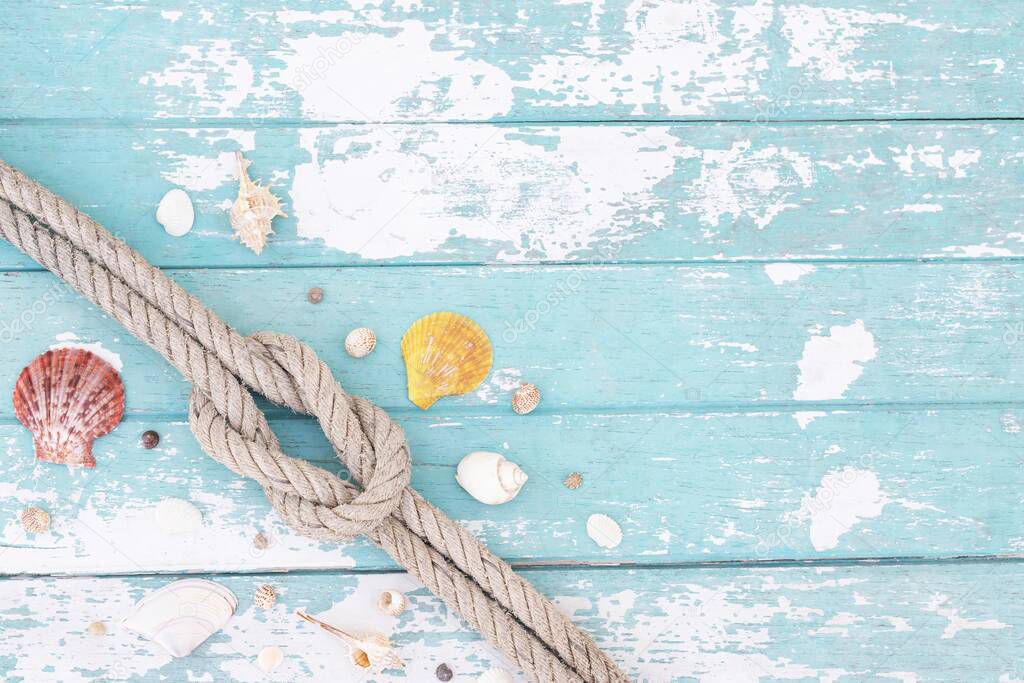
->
[254,584,277,610]
[153,498,202,535]
[511,382,541,415]
[479,667,514,683]
[87,621,107,637]
[257,645,284,673]
[345,327,377,358]
[377,590,406,617]
[21,506,50,534]
[586,513,622,549]
[156,188,195,237]
[456,451,528,505]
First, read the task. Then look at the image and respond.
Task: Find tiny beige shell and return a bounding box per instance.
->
[377,590,407,617]
[254,584,277,610]
[345,327,377,358]
[21,506,50,534]
[563,472,583,490]
[253,532,270,550]
[257,645,284,673]
[87,621,107,637]
[511,382,541,415]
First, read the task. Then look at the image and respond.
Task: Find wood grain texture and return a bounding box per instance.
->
[3,563,1024,682]
[3,1,1023,680]
[2,408,1022,576]
[2,1,1022,122]
[0,122,1021,269]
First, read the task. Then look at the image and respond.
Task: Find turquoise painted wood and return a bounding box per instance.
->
[0,122,1022,269]
[2,1,1023,122]
[0,264,1021,414]
[2,409,1022,576]
[2,2,1024,681]
[4,563,1024,682]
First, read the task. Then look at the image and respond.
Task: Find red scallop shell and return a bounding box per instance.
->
[12,348,125,468]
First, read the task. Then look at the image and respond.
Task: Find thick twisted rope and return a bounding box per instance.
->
[0,159,629,683]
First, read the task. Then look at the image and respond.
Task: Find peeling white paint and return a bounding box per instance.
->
[764,263,816,285]
[794,320,877,402]
[792,467,888,551]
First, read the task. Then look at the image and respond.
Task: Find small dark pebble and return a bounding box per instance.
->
[141,430,160,449]
[435,663,453,681]
[307,287,324,304]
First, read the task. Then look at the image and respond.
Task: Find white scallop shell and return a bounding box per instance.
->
[257,645,284,673]
[345,327,377,358]
[586,513,622,549]
[153,497,202,535]
[156,188,194,237]
[456,451,528,505]
[121,579,236,658]
[479,667,514,683]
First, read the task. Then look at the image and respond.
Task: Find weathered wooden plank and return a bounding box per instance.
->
[1,122,1022,268]
[2,2,1023,122]
[2,407,1021,575]
[3,562,1023,682]
[0,264,1021,414]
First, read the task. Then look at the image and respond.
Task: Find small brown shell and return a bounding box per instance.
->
[512,382,541,415]
[254,584,277,610]
[563,472,583,490]
[87,621,107,637]
[13,348,125,468]
[21,506,50,534]
[253,532,270,550]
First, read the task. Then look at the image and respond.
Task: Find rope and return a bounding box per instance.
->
[0,159,629,683]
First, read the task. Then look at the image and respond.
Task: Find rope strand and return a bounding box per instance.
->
[0,159,628,683]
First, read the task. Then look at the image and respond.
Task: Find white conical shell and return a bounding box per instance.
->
[122,579,236,658]
[456,451,528,505]
[479,667,514,683]
[377,589,406,616]
[156,188,194,237]
[230,152,285,255]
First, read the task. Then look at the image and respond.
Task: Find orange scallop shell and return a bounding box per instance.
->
[12,348,125,468]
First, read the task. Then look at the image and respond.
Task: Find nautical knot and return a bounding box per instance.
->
[188,331,412,541]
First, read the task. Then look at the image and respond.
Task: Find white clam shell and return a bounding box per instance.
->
[122,579,236,658]
[586,513,623,549]
[257,645,284,673]
[479,667,515,683]
[456,451,528,505]
[156,188,194,237]
[153,497,203,535]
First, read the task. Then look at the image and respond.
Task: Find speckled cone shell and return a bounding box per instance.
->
[230,151,286,255]
[401,312,492,410]
[12,348,125,468]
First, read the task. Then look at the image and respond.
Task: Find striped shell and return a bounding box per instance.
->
[511,382,541,415]
[12,348,125,468]
[21,506,51,534]
[254,584,277,610]
[401,312,492,410]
